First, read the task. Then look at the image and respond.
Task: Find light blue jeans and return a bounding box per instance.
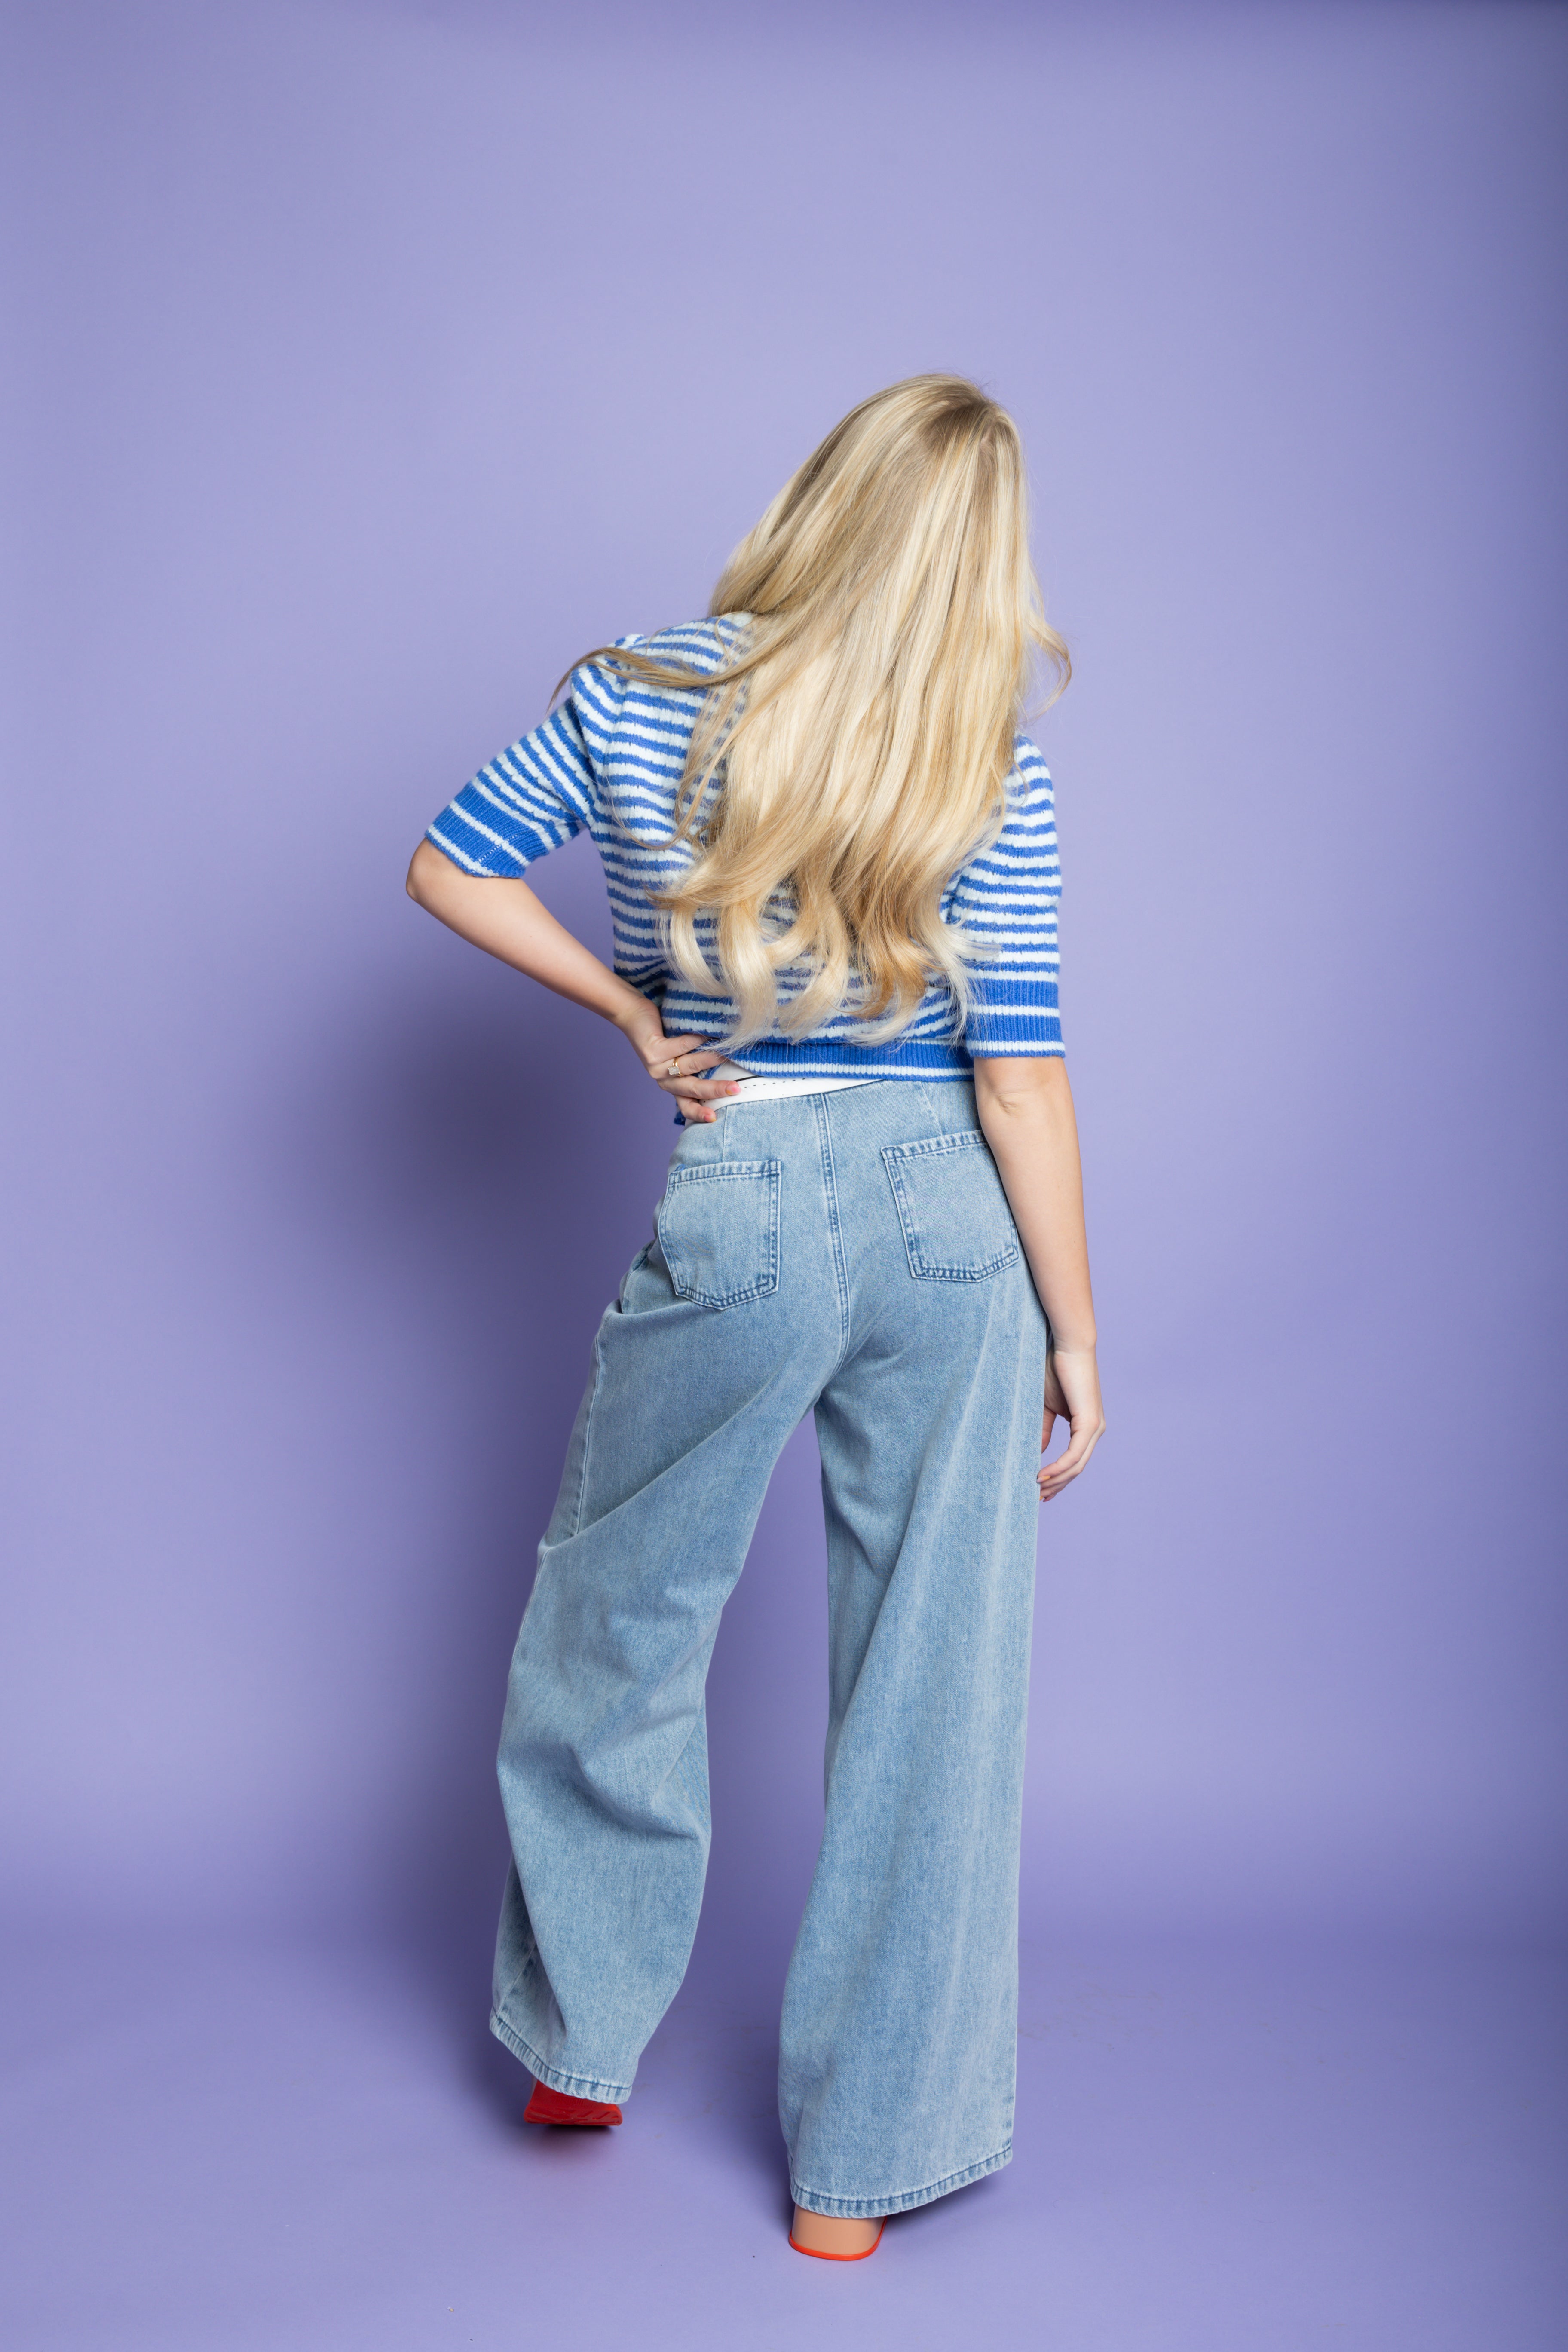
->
[490,1079,1047,2217]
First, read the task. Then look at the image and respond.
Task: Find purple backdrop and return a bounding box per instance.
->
[4,0,1565,1945]
[5,3,1566,2340]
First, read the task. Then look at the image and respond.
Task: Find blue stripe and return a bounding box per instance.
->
[425,618,1065,1072]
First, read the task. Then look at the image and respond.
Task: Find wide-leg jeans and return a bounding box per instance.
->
[490,1078,1048,2218]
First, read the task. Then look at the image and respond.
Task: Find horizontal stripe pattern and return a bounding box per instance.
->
[426,617,1064,1077]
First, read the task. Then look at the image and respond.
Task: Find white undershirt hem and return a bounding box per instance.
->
[706,1058,876,1104]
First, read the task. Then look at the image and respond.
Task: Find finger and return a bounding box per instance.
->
[654,1053,729,1085]
[645,1035,708,1078]
[1039,1416,1102,1472]
[1041,1427,1099,1484]
[656,1076,740,1109]
[674,1090,720,1124]
[654,1034,716,1064]
[1037,1424,1103,1495]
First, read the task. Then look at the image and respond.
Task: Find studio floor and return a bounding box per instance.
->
[2,1920,1562,2351]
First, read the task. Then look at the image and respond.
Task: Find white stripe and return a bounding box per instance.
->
[426,617,1067,1069]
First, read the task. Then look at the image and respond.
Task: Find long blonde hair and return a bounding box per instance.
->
[568,374,1068,1044]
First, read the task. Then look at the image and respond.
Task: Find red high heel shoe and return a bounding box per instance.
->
[524,2079,623,2127]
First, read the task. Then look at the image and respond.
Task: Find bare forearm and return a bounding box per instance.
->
[406,839,642,1029]
[974,1057,1096,1351]
[406,838,744,1121]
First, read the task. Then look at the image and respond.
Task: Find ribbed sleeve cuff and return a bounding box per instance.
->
[423,784,567,878]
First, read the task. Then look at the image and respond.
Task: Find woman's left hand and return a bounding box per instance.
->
[1038,1345,1105,1502]
[614,998,739,1123]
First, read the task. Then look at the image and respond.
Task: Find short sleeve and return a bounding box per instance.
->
[424,658,629,877]
[953,735,1065,1059]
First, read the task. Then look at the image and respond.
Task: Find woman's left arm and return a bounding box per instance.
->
[973,1054,1106,1500]
[405,841,737,1122]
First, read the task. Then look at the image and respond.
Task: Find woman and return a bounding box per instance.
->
[407,375,1104,2261]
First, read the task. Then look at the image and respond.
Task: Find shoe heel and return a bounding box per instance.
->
[524,2081,623,2127]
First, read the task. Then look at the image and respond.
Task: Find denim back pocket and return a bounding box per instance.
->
[881,1130,1020,1281]
[657,1160,782,1308]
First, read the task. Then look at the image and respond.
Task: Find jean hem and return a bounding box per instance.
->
[488,2009,633,2104]
[790,2138,1012,2218]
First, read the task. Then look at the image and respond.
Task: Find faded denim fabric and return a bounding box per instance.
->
[490,1079,1048,2217]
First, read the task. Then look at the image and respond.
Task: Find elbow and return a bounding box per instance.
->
[406,838,443,907]
[973,1055,1069,1122]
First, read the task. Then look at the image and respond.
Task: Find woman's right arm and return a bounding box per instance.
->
[973,1055,1105,1500]
[405,842,737,1123]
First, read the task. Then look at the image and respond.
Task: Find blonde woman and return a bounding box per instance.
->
[407,376,1104,2260]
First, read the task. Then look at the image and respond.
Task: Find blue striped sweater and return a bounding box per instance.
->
[426,617,1064,1079]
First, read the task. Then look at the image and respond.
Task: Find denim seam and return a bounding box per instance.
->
[487,2009,633,2104]
[887,1129,989,1161]
[790,2139,1013,2219]
[812,1093,852,1365]
[565,1333,606,1541]
[657,1703,711,1831]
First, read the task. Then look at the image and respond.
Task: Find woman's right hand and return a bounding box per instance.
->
[404,856,744,1123]
[613,997,740,1124]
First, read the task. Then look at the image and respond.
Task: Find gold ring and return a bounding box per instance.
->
[666,1060,681,1077]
